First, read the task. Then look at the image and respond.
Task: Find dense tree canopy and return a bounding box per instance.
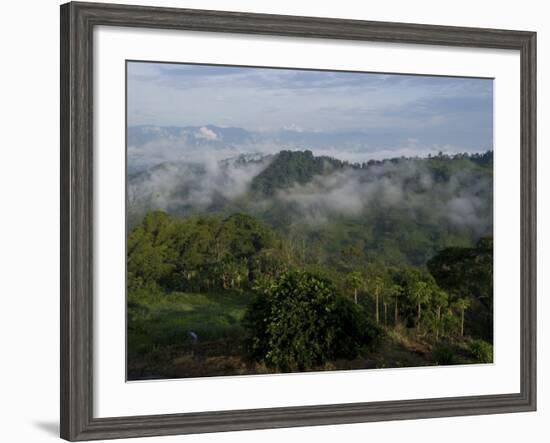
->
[250,150,346,196]
[128,211,285,295]
[427,237,493,339]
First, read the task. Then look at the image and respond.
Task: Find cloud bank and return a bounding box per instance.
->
[129,152,492,237]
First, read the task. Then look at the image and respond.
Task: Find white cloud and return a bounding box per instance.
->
[197,126,218,140]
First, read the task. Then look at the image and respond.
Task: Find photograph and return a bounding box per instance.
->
[126,61,494,380]
[1,0,543,441]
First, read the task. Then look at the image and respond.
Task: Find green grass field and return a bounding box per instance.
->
[127,291,258,379]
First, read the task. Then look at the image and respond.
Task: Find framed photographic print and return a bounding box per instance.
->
[60,1,536,441]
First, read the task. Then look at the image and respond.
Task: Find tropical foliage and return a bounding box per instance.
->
[127,150,494,379]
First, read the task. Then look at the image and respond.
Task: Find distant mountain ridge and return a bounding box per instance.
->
[128,124,405,152]
[129,124,255,146]
[128,124,494,174]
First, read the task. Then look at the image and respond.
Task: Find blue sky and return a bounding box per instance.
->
[127,61,493,155]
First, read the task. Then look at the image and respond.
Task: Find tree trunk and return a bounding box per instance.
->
[285,239,294,263]
[375,291,380,324]
[394,298,398,326]
[354,288,358,305]
[436,306,441,340]
[461,308,465,336]
[417,303,421,332]
[384,303,388,326]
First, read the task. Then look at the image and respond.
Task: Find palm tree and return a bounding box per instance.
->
[382,291,389,326]
[346,271,365,305]
[431,288,448,340]
[388,284,402,326]
[455,297,472,336]
[369,276,385,324]
[410,281,432,333]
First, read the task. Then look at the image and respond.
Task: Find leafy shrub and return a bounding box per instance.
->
[243,271,376,372]
[432,344,455,365]
[469,339,493,363]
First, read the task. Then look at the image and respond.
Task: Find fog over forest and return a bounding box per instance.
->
[128,124,492,237]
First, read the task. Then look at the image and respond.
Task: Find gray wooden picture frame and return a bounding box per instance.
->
[60,2,537,441]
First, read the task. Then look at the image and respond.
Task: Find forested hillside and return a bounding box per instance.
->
[129,149,493,266]
[127,149,493,380]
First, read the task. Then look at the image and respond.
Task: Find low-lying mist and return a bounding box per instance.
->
[128,154,272,214]
[128,150,493,238]
[276,159,492,234]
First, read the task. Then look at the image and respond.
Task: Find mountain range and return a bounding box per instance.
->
[127,124,492,174]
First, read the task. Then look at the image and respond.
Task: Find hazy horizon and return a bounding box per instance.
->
[127,61,493,168]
